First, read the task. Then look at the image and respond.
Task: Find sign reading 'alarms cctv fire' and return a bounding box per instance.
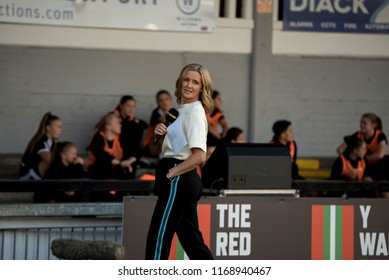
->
[123,196,389,260]
[282,0,389,33]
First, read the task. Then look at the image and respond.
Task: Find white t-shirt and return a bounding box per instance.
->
[162,101,207,160]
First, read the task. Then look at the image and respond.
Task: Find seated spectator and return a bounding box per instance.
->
[114,95,148,172]
[42,141,85,203]
[329,139,375,198]
[270,120,304,180]
[143,90,173,158]
[331,139,370,182]
[336,112,387,181]
[86,112,136,201]
[206,90,229,158]
[19,112,62,181]
[222,127,245,144]
[86,112,135,180]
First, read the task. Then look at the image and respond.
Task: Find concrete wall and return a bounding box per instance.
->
[252,14,389,157]
[0,46,250,154]
[1,11,389,157]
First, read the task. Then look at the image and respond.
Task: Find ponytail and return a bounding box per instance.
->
[26,112,60,153]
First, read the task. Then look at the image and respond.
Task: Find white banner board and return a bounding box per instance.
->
[0,0,215,32]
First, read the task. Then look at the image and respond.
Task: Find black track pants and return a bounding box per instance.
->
[145,158,213,260]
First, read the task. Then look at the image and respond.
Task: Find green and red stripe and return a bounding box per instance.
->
[311,205,354,260]
[168,203,211,260]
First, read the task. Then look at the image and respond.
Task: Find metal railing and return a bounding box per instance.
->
[1,179,388,259]
[0,203,122,260]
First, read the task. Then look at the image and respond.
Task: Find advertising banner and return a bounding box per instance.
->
[123,196,389,259]
[282,0,389,33]
[0,0,215,32]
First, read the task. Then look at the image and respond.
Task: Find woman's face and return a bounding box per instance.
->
[46,120,62,140]
[231,132,245,143]
[62,146,78,165]
[213,95,222,109]
[107,115,121,134]
[120,99,136,117]
[181,70,202,104]
[360,117,374,133]
[354,142,367,159]
[281,125,294,142]
[157,93,172,112]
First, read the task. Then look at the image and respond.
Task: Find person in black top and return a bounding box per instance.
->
[86,112,134,179]
[114,95,148,175]
[271,120,304,180]
[222,127,245,144]
[43,141,85,202]
[331,139,369,181]
[86,112,136,201]
[19,112,62,181]
[206,90,228,159]
[143,90,173,158]
[329,139,374,198]
[336,112,387,181]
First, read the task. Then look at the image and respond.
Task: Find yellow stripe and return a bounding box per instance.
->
[299,170,331,179]
[296,159,320,170]
[167,112,177,119]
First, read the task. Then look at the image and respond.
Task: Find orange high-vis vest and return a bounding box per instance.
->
[340,155,366,181]
[357,130,382,164]
[87,131,123,168]
[143,126,154,148]
[207,111,224,127]
[289,141,296,163]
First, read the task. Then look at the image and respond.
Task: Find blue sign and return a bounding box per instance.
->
[283,0,389,33]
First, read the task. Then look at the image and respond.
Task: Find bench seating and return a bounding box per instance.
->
[296,158,333,180]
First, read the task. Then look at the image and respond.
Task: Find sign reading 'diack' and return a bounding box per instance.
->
[122,196,389,259]
[282,0,389,33]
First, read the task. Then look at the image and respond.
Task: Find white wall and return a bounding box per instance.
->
[252,14,389,157]
[1,9,389,157]
[266,56,389,156]
[4,43,388,158]
[0,46,250,153]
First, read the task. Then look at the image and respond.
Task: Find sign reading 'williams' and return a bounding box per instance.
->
[283,0,389,33]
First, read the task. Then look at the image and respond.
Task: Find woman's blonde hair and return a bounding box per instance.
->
[86,112,118,150]
[174,63,214,113]
[361,112,383,130]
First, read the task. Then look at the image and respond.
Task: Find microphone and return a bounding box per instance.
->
[153,108,179,145]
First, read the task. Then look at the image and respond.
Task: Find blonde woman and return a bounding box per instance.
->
[145,63,214,260]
